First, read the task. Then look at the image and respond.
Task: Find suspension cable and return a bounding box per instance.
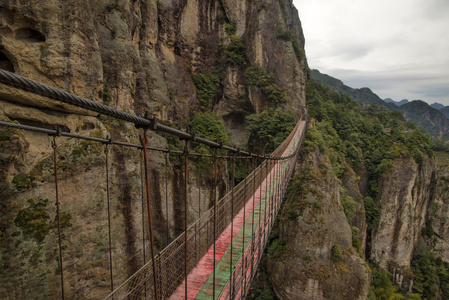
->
[0,69,267,156]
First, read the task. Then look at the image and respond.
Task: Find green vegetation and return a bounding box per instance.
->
[368,258,445,300]
[223,35,246,66]
[244,65,287,103]
[276,27,304,61]
[364,196,381,229]
[433,150,449,165]
[158,122,184,153]
[12,174,35,190]
[103,85,112,105]
[310,69,396,109]
[71,130,103,158]
[370,265,400,299]
[245,108,296,154]
[14,199,71,242]
[192,70,221,108]
[306,79,445,299]
[0,127,15,141]
[267,238,288,259]
[266,226,288,260]
[276,27,292,41]
[351,226,361,251]
[411,246,449,299]
[306,80,432,200]
[189,112,229,155]
[422,221,434,238]
[340,187,356,223]
[331,244,342,262]
[225,22,236,35]
[431,139,449,155]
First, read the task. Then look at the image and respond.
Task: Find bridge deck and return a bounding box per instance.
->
[170,120,304,299]
[170,167,277,299]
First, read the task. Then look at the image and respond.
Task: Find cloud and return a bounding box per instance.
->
[323,67,449,104]
[293,0,449,105]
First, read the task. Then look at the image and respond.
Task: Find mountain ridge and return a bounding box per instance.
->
[311,69,449,139]
[384,98,409,106]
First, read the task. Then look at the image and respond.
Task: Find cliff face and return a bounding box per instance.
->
[370,156,435,289]
[262,147,449,299]
[369,155,449,290]
[0,0,308,298]
[267,150,370,300]
[431,163,449,262]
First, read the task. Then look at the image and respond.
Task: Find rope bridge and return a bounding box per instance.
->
[0,70,307,299]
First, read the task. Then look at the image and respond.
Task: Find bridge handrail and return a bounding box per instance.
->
[218,116,308,300]
[0,69,310,299]
[0,69,298,159]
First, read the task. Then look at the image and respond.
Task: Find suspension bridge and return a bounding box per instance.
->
[0,69,307,299]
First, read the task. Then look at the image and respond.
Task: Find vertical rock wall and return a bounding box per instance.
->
[267,150,370,300]
[0,0,308,298]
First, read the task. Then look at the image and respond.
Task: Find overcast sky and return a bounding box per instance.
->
[293,0,449,106]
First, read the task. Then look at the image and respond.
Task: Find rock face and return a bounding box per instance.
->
[370,155,449,289]
[0,0,308,298]
[267,150,370,300]
[431,162,449,262]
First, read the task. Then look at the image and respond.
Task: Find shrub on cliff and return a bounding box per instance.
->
[245,108,296,154]
[189,112,229,155]
[192,70,221,108]
[224,35,246,66]
[245,65,287,103]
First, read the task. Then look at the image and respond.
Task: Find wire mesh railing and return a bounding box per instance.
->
[106,117,307,299]
[0,69,308,299]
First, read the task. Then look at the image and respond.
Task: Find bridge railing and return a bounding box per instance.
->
[218,119,308,300]
[107,116,307,299]
[106,154,270,299]
[0,69,308,299]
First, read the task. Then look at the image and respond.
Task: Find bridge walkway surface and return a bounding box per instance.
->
[170,120,306,299]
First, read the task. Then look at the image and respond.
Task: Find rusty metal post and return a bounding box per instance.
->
[196,155,202,265]
[198,156,202,219]
[183,139,189,300]
[230,154,235,298]
[140,129,159,300]
[165,150,170,246]
[104,145,114,291]
[213,148,218,299]
[51,136,64,299]
[258,156,263,258]
[250,156,256,278]
[140,150,147,265]
[269,159,274,227]
[242,158,248,294]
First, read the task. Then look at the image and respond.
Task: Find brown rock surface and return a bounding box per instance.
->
[0,0,308,298]
[267,150,370,300]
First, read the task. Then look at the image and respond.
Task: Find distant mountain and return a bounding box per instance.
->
[311,69,449,138]
[384,98,409,106]
[401,100,449,139]
[440,106,449,119]
[310,69,398,110]
[431,102,445,110]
